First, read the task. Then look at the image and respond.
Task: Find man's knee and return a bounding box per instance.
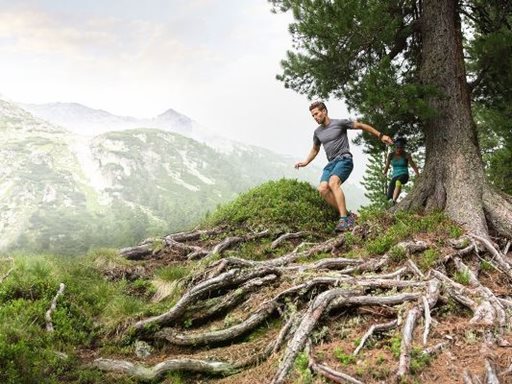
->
[317,183,329,196]
[328,177,341,190]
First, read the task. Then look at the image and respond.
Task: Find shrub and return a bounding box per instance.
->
[205,179,337,232]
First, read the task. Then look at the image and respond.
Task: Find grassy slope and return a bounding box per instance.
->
[1,179,507,384]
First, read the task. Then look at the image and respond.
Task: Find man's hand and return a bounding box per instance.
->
[295,161,308,169]
[381,135,393,145]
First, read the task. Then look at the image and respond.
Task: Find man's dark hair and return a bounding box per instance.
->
[309,101,327,113]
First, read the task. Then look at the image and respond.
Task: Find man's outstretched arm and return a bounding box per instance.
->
[353,121,393,145]
[295,144,320,168]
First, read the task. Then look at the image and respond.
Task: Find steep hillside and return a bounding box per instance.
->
[1,180,511,383]
[0,100,92,252]
[5,99,361,255]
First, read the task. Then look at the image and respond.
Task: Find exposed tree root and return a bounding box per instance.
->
[45,283,66,332]
[353,319,398,355]
[0,256,14,283]
[270,231,308,249]
[133,267,280,331]
[185,274,279,323]
[483,187,512,239]
[307,340,363,384]
[165,226,227,242]
[485,359,499,384]
[93,357,237,380]
[94,226,512,383]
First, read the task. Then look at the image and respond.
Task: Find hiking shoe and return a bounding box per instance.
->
[335,215,354,233]
[347,211,357,225]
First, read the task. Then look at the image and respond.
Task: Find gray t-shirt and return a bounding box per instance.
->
[313,119,354,161]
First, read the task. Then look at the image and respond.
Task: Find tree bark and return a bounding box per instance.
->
[401,0,492,237]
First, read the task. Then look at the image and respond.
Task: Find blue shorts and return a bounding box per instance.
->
[320,155,353,183]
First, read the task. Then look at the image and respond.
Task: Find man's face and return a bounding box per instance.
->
[311,107,327,125]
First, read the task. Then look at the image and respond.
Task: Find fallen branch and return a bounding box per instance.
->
[45,283,66,332]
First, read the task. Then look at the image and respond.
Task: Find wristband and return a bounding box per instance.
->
[378,132,384,140]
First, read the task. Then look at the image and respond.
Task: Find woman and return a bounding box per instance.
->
[383,138,420,204]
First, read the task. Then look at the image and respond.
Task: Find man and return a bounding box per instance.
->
[383,137,420,205]
[295,101,393,232]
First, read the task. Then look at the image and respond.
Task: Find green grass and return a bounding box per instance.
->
[454,270,471,285]
[334,347,356,365]
[419,248,440,270]
[389,244,407,262]
[205,179,338,232]
[0,253,152,383]
[155,265,191,282]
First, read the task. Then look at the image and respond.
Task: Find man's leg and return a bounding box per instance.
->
[328,175,348,217]
[318,182,339,210]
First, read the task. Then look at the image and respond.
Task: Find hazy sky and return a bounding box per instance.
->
[0,0,369,183]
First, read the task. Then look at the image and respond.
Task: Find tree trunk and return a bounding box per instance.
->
[401,0,490,236]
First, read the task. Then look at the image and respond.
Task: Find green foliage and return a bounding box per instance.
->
[419,248,440,270]
[333,347,356,366]
[475,104,512,194]
[454,270,471,286]
[366,233,396,255]
[270,0,512,203]
[388,335,402,359]
[388,245,407,262]
[362,145,390,209]
[410,347,432,375]
[0,253,151,383]
[206,179,337,232]
[156,265,191,282]
[294,352,313,384]
[481,260,493,272]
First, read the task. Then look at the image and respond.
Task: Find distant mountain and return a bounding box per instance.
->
[1,98,368,254]
[22,102,234,151]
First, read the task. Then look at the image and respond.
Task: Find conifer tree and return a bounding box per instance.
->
[270,0,512,238]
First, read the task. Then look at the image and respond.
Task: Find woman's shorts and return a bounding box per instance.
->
[387,174,409,199]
